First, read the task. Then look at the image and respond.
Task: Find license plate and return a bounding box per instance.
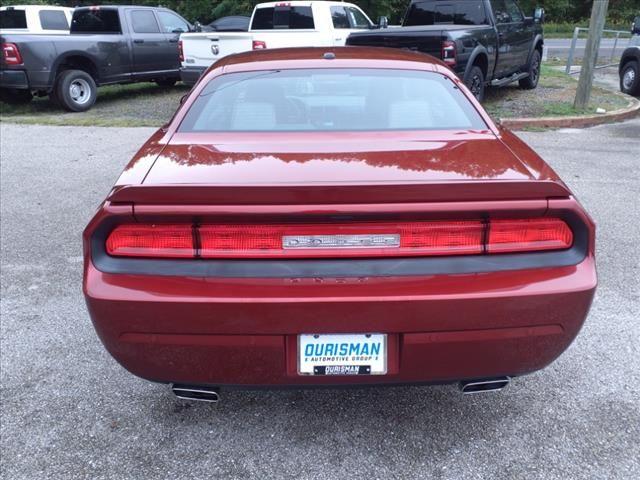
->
[298,333,387,375]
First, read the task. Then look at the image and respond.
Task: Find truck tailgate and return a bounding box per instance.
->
[181,32,253,68]
[347,27,444,58]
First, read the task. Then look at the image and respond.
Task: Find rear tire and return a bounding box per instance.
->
[156,78,178,87]
[620,60,640,96]
[54,69,97,112]
[0,88,33,105]
[519,49,541,90]
[465,66,485,102]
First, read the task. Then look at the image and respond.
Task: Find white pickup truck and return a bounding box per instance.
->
[0,5,74,34]
[179,1,375,85]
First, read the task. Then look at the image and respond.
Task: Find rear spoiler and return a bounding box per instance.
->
[108,180,571,205]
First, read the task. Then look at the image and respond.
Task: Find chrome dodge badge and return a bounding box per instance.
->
[282,234,400,249]
[211,44,220,55]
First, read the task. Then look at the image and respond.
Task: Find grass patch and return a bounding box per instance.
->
[484,64,629,121]
[1,82,188,127]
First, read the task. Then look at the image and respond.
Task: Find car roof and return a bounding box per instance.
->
[255,1,358,7]
[0,5,73,11]
[211,46,450,73]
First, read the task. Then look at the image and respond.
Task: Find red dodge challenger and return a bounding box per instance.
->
[83,47,596,402]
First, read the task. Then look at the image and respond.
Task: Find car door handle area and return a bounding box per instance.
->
[133,39,144,44]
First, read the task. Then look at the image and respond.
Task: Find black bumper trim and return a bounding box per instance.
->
[180,66,206,86]
[0,69,29,89]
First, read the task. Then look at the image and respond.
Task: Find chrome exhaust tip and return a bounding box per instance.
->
[171,384,220,403]
[460,377,510,394]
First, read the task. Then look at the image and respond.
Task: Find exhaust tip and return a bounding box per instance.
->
[460,377,510,394]
[171,384,220,403]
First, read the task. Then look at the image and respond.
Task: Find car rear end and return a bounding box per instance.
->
[83,49,596,390]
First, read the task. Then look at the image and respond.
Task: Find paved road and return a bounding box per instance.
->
[545,37,631,59]
[1,119,639,479]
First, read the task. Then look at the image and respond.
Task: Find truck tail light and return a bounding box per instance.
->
[105,219,573,259]
[252,40,267,50]
[2,43,23,65]
[178,40,184,62]
[441,40,456,67]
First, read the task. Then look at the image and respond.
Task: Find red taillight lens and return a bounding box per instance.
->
[252,40,267,50]
[441,40,456,67]
[487,218,573,253]
[105,219,573,259]
[199,222,484,258]
[2,43,23,65]
[106,224,194,258]
[178,40,184,62]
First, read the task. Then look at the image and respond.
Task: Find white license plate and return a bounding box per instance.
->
[298,333,387,376]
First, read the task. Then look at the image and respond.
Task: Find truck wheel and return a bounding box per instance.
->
[55,69,97,112]
[620,60,640,96]
[0,88,33,105]
[465,66,485,102]
[519,49,541,90]
[156,78,178,87]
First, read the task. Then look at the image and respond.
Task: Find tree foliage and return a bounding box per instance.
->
[15,0,640,25]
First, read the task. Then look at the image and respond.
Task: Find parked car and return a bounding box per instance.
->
[83,47,596,402]
[179,1,374,85]
[0,5,74,34]
[346,0,545,101]
[618,16,640,96]
[0,5,192,110]
[208,15,250,32]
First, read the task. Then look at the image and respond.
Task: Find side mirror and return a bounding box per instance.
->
[377,16,388,29]
[632,16,640,35]
[193,21,202,33]
[534,7,545,23]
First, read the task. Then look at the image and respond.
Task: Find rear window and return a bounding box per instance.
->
[251,6,315,30]
[0,10,27,29]
[39,10,70,31]
[404,1,488,26]
[179,69,487,133]
[71,9,121,33]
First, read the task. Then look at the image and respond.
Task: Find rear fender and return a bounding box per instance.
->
[463,46,491,82]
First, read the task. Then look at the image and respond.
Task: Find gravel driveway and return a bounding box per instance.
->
[1,120,639,479]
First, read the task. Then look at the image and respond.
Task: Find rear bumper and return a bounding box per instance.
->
[180,66,206,86]
[84,257,596,387]
[0,69,29,89]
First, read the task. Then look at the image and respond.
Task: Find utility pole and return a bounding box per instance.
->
[574,0,609,109]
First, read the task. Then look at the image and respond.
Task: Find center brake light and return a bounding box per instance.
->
[105,219,573,259]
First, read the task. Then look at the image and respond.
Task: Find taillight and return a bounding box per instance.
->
[441,40,456,67]
[2,43,23,66]
[487,218,573,253]
[178,40,184,62]
[105,219,573,259]
[252,40,267,50]
[106,224,194,258]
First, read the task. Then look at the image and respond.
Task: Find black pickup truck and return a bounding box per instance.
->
[618,16,640,96]
[0,5,192,111]
[347,0,545,101]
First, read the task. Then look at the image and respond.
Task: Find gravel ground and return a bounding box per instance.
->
[1,119,639,479]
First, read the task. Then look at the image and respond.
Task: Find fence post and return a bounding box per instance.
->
[574,0,609,109]
[611,31,620,63]
[566,27,580,74]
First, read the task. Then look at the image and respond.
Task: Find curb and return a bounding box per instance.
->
[500,95,640,130]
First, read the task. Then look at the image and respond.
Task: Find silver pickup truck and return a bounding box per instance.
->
[0,5,192,111]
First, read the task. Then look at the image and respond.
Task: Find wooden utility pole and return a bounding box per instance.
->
[574,0,609,109]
